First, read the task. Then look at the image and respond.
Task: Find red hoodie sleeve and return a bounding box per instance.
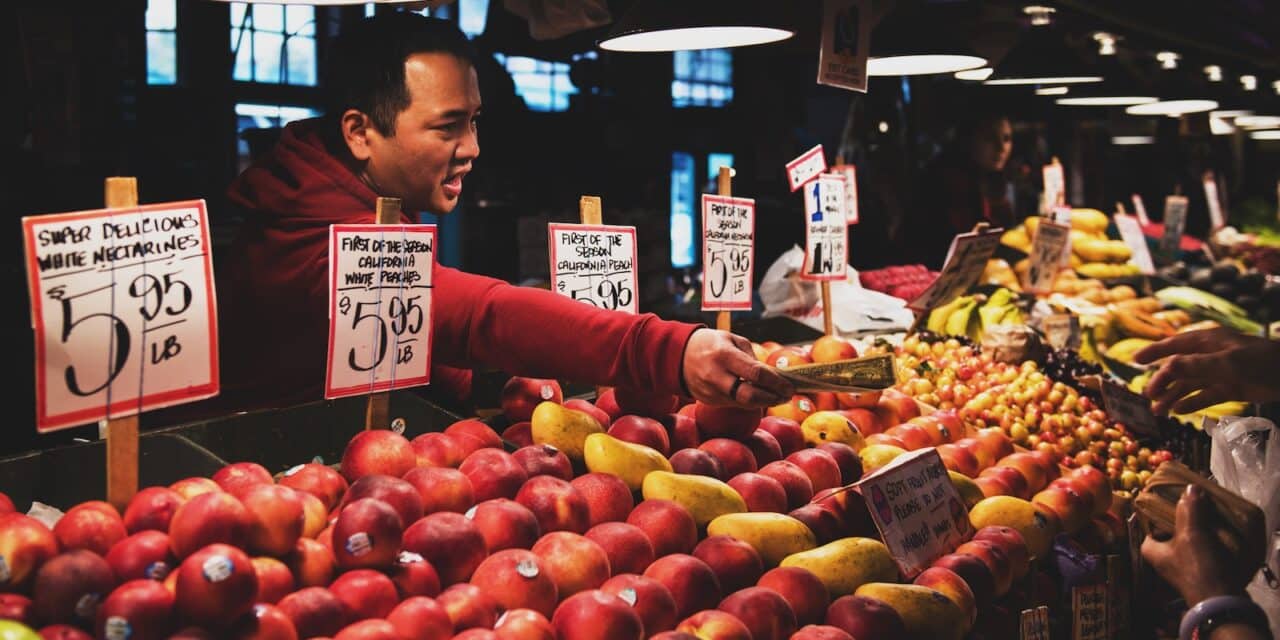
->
[432,266,699,395]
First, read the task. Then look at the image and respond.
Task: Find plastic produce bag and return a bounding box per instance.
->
[1208,416,1280,638]
[759,246,915,335]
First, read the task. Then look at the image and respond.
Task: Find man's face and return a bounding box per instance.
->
[972,118,1013,173]
[364,52,481,214]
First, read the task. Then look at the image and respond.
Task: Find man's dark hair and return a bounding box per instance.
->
[326,14,477,135]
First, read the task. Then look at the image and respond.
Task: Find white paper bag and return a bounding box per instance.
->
[759,245,915,335]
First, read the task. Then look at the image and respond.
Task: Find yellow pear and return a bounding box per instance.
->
[855,583,965,640]
[706,512,818,566]
[968,495,1060,559]
[583,433,672,491]
[780,537,898,597]
[642,471,747,527]
[800,411,866,450]
[859,444,907,474]
[530,401,604,462]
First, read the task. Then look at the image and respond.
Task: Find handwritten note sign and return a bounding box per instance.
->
[1101,379,1159,438]
[1072,584,1108,640]
[326,225,435,400]
[1131,194,1150,226]
[836,165,860,224]
[1020,606,1050,640]
[817,0,870,92]
[1114,214,1155,275]
[1028,219,1070,294]
[548,223,638,314]
[908,227,1003,312]
[1204,173,1226,230]
[855,448,974,578]
[786,145,828,192]
[1043,162,1066,211]
[22,201,219,432]
[701,195,755,311]
[1158,195,1188,265]
[801,174,848,281]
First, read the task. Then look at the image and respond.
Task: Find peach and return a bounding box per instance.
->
[974,476,1010,499]
[512,444,574,481]
[494,608,555,640]
[626,500,698,557]
[718,586,797,640]
[167,491,253,559]
[695,403,763,441]
[404,466,475,515]
[388,550,441,598]
[997,452,1048,494]
[168,477,221,501]
[240,485,306,557]
[766,348,811,369]
[334,619,402,640]
[552,590,644,640]
[1033,484,1091,535]
[387,596,452,640]
[817,443,862,484]
[342,475,423,527]
[954,540,1013,597]
[299,492,328,539]
[810,336,857,363]
[228,602,297,639]
[650,632,702,640]
[95,579,175,640]
[975,428,1015,463]
[840,408,882,437]
[823,594,907,639]
[595,389,623,422]
[937,443,981,478]
[931,552,995,611]
[277,587,347,638]
[675,610,751,640]
[744,430,784,466]
[277,463,348,511]
[601,573,678,635]
[785,450,842,493]
[877,388,920,422]
[452,630,500,640]
[569,473,633,527]
[174,543,257,626]
[727,473,788,513]
[1069,466,1113,517]
[251,555,294,605]
[53,502,126,556]
[515,476,590,534]
[691,535,762,594]
[332,498,402,570]
[439,582,500,631]
[889,424,934,451]
[757,566,829,627]
[756,417,805,456]
[330,568,398,620]
[471,549,558,617]
[791,625,855,640]
[284,537,335,588]
[502,378,563,422]
[914,566,977,628]
[668,449,725,480]
[503,422,534,448]
[466,498,541,552]
[956,438,994,471]
[212,462,274,499]
[979,466,1030,500]
[0,593,32,626]
[584,522,654,576]
[614,388,680,418]
[1029,449,1063,481]
[105,530,173,582]
[402,512,487,586]
[660,414,701,451]
[445,419,505,456]
[122,487,186,534]
[340,430,415,481]
[787,504,844,545]
[972,526,1031,579]
[564,399,611,432]
[530,532,610,599]
[758,461,815,510]
[31,550,115,627]
[643,554,721,620]
[461,449,529,502]
[699,439,758,478]
[609,416,671,455]
[864,433,906,449]
[411,432,467,468]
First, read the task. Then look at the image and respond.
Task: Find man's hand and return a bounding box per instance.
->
[1134,328,1280,415]
[682,329,793,407]
[1141,485,1251,605]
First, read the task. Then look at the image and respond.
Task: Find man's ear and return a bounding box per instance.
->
[341,109,374,161]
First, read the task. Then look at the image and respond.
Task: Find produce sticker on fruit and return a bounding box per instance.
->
[1158,195,1188,265]
[816,0,870,92]
[908,227,1003,312]
[854,448,974,578]
[1114,214,1155,275]
[22,200,219,432]
[801,173,848,281]
[1027,219,1071,294]
[701,194,756,311]
[326,224,435,399]
[785,144,828,192]
[548,223,639,315]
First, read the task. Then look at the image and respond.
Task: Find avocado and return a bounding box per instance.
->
[1188,268,1214,290]
[1211,260,1240,283]
[1211,282,1237,300]
[1238,271,1265,295]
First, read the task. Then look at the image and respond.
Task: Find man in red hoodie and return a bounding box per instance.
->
[215,14,791,413]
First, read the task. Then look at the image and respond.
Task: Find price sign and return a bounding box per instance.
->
[1114,214,1155,275]
[1131,193,1151,226]
[1043,162,1066,211]
[836,165,859,224]
[1101,380,1159,437]
[854,448,974,578]
[548,223,638,314]
[1204,172,1226,230]
[1107,555,1131,638]
[908,227,1003,312]
[1072,584,1107,640]
[801,173,848,281]
[326,225,435,399]
[786,144,828,192]
[1028,219,1070,294]
[1158,195,1188,265]
[1053,207,1073,266]
[1020,606,1050,640]
[1044,314,1081,351]
[816,0,870,92]
[701,195,755,311]
[22,201,219,432]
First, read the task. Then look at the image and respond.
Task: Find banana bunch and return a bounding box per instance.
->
[926,289,1023,340]
[1077,262,1142,279]
[1128,371,1247,425]
[1001,226,1032,253]
[1069,208,1110,234]
[1074,238,1132,263]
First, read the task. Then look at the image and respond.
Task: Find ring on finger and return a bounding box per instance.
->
[728,378,746,400]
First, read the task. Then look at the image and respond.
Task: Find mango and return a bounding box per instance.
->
[854,582,965,640]
[859,444,907,474]
[642,471,747,527]
[968,495,1060,559]
[780,537,898,597]
[583,433,672,491]
[531,401,605,462]
[707,512,817,566]
[800,411,866,450]
[948,471,984,510]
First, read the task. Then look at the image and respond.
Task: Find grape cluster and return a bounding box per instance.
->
[1041,349,1102,390]
[915,330,977,347]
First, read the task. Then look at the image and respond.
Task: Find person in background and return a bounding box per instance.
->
[910,111,1015,268]
[213,14,791,414]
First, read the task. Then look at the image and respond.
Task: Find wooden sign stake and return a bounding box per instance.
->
[364,197,401,430]
[580,196,602,225]
[715,167,733,332]
[104,177,140,510]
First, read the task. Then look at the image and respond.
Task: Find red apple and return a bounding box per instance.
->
[695,403,763,441]
[388,550,441,598]
[445,419,506,456]
[668,449,725,480]
[95,579,175,640]
[692,535,762,594]
[914,566,977,628]
[757,566,829,627]
[931,552,996,612]
[278,463,348,511]
[466,498,541,552]
[460,449,529,502]
[515,476,590,535]
[787,504,843,545]
[978,466,1030,500]
[758,461,815,510]
[718,586,797,640]
[609,416,671,456]
[552,590,643,640]
[342,475,424,528]
[502,378,563,423]
[972,526,1031,580]
[570,473,634,527]
[659,414,701,451]
[277,587,346,639]
[699,439,758,478]
[329,568,398,621]
[841,408,882,437]
[877,388,920,422]
[530,532,610,599]
[674,610,751,640]
[889,424,935,451]
[403,466,475,515]
[402,512,487,586]
[411,432,466,468]
[167,491,253,559]
[284,538,335,588]
[332,498,402,570]
[823,594,907,639]
[471,549,558,617]
[642,555,721,620]
[240,485,306,557]
[228,602,298,640]
[334,619,401,640]
[601,573,678,635]
[251,556,294,604]
[0,593,33,627]
[122,487,185,534]
[953,540,1013,597]
[595,389,623,422]
[31,550,115,627]
[53,501,126,556]
[438,582,500,631]
[503,422,534,448]
[564,400,611,431]
[756,417,805,456]
[212,463,273,500]
[106,530,174,582]
[766,348,811,369]
[785,450,842,493]
[744,430,784,466]
[791,625,855,640]
[340,430,415,481]
[513,444,574,481]
[494,608,555,640]
[174,543,257,627]
[168,477,221,501]
[584,522,654,577]
[727,473,788,513]
[387,596,452,640]
[626,500,698,557]
[298,492,327,540]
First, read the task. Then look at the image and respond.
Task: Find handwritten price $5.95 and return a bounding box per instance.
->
[707,248,751,298]
[560,276,634,311]
[338,294,424,372]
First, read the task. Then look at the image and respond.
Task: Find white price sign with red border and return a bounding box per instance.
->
[836,165,859,224]
[701,195,755,311]
[326,224,435,399]
[1043,162,1066,210]
[801,173,849,281]
[548,223,638,314]
[22,200,219,432]
[786,145,828,192]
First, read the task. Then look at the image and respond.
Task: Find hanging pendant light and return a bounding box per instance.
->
[1054,35,1155,106]
[864,5,985,76]
[984,6,1102,86]
[1124,61,1218,117]
[598,0,792,52]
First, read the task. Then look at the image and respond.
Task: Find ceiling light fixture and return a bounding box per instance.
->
[598,0,793,52]
[1241,75,1258,91]
[865,7,987,77]
[1036,86,1070,96]
[1156,51,1181,70]
[1274,80,1280,96]
[955,67,994,81]
[1212,110,1255,118]
[985,7,1103,86]
[1204,65,1223,82]
[1250,130,1280,140]
[1111,135,1155,145]
[1235,115,1280,129]
[867,54,987,76]
[1126,99,1219,117]
[1092,32,1118,56]
[1023,5,1056,26]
